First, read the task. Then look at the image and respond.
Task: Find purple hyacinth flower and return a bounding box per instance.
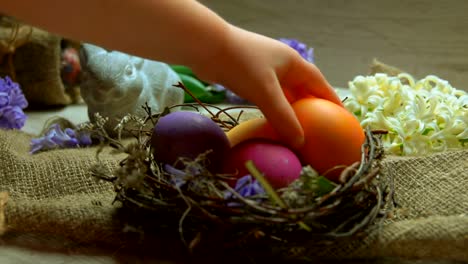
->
[0,76,28,130]
[0,76,28,108]
[224,174,266,205]
[163,163,205,188]
[163,164,189,188]
[76,129,93,146]
[0,105,27,129]
[234,174,266,197]
[210,83,252,105]
[0,92,10,108]
[279,38,315,63]
[30,123,92,154]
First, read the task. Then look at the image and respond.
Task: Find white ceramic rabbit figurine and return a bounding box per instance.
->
[79,43,184,135]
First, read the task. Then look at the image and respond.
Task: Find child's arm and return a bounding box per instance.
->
[0,0,228,69]
[0,0,342,149]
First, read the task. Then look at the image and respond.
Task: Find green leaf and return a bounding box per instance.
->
[422,127,434,135]
[314,176,337,196]
[300,166,336,197]
[170,64,196,77]
[460,138,468,147]
[179,74,211,102]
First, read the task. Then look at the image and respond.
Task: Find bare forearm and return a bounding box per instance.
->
[1,0,344,149]
[0,0,229,69]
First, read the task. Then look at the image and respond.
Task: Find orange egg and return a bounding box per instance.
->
[225,97,365,182]
[292,97,365,182]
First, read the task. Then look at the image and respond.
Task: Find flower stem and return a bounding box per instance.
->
[245,160,311,232]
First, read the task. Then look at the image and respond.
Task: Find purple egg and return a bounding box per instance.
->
[224,139,302,189]
[151,111,230,172]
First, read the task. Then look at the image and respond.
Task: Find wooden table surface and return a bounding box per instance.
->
[203,0,468,91]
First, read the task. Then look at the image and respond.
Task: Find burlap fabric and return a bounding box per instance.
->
[0,129,467,262]
[0,16,81,107]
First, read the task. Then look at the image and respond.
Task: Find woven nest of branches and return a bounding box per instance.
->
[89,84,393,260]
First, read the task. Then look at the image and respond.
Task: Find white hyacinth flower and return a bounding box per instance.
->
[344,73,467,156]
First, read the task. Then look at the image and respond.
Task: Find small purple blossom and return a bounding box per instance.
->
[0,76,28,130]
[279,38,315,63]
[163,163,208,189]
[225,89,252,104]
[234,174,266,197]
[0,92,9,107]
[30,123,92,154]
[224,174,266,204]
[163,164,191,188]
[212,84,252,105]
[0,76,28,108]
[0,106,27,129]
[76,130,93,146]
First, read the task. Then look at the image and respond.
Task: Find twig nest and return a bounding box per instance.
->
[90,100,390,261]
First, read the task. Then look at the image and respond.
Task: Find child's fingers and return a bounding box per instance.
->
[283,57,343,107]
[253,75,305,150]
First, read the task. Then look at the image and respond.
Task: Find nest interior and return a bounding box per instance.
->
[88,97,394,261]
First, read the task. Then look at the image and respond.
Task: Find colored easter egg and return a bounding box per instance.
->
[151,111,230,172]
[223,138,302,189]
[226,117,279,148]
[292,97,365,181]
[224,97,365,182]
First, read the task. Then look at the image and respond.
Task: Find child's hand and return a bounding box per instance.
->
[193,25,343,149]
[0,0,341,150]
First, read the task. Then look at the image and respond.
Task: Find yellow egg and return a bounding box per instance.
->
[226,117,280,148]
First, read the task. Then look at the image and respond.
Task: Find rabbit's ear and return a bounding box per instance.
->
[131,56,144,69]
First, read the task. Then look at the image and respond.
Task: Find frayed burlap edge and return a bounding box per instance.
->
[0,191,8,235]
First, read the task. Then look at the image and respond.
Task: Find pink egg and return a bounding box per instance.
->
[223,139,302,189]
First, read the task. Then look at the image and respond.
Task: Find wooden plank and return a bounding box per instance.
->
[202,0,468,91]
